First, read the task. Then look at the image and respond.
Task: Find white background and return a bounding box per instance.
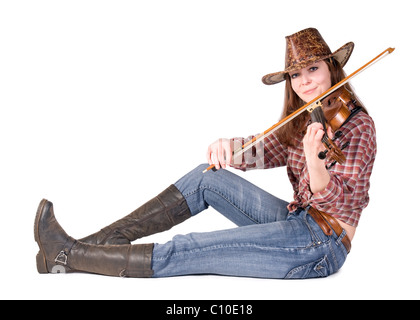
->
[1,0,419,300]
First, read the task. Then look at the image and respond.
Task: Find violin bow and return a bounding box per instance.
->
[203,47,395,173]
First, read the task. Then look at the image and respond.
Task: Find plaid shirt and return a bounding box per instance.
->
[230,111,376,227]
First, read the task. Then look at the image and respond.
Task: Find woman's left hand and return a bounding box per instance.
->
[303,123,332,167]
[303,122,333,193]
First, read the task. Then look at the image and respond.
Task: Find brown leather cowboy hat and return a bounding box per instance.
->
[262,28,354,85]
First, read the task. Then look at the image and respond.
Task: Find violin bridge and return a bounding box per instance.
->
[307,101,322,113]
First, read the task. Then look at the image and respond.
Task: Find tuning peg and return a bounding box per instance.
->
[332,131,343,141]
[318,150,328,160]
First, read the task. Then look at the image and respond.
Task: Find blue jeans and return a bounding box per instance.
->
[151,164,348,279]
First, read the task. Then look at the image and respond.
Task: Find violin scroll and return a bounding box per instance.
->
[318,131,343,160]
[309,87,354,165]
[309,106,346,164]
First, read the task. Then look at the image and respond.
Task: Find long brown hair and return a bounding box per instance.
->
[274,58,366,147]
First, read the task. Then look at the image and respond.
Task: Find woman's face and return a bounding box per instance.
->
[289,60,332,103]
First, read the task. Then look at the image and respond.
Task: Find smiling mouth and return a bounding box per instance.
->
[303,88,317,95]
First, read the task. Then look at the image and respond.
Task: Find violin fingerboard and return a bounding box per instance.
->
[309,106,326,126]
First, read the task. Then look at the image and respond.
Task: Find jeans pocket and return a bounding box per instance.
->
[285,255,330,279]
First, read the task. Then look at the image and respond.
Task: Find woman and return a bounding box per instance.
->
[34,28,376,279]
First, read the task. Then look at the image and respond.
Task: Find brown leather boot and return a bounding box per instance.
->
[79,184,191,245]
[34,199,154,277]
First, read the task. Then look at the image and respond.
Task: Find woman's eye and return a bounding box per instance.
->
[309,66,318,72]
[291,73,299,79]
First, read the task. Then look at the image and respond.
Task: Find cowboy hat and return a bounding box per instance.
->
[262,28,354,85]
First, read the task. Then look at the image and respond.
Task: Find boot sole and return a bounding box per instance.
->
[34,199,49,273]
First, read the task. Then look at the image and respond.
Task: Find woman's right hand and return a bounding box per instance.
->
[206,138,232,170]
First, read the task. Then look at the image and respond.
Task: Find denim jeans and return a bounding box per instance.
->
[151,164,348,279]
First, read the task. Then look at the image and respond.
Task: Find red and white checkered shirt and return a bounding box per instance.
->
[230,111,376,227]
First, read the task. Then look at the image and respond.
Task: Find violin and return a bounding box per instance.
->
[203,47,394,173]
[310,86,358,164]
